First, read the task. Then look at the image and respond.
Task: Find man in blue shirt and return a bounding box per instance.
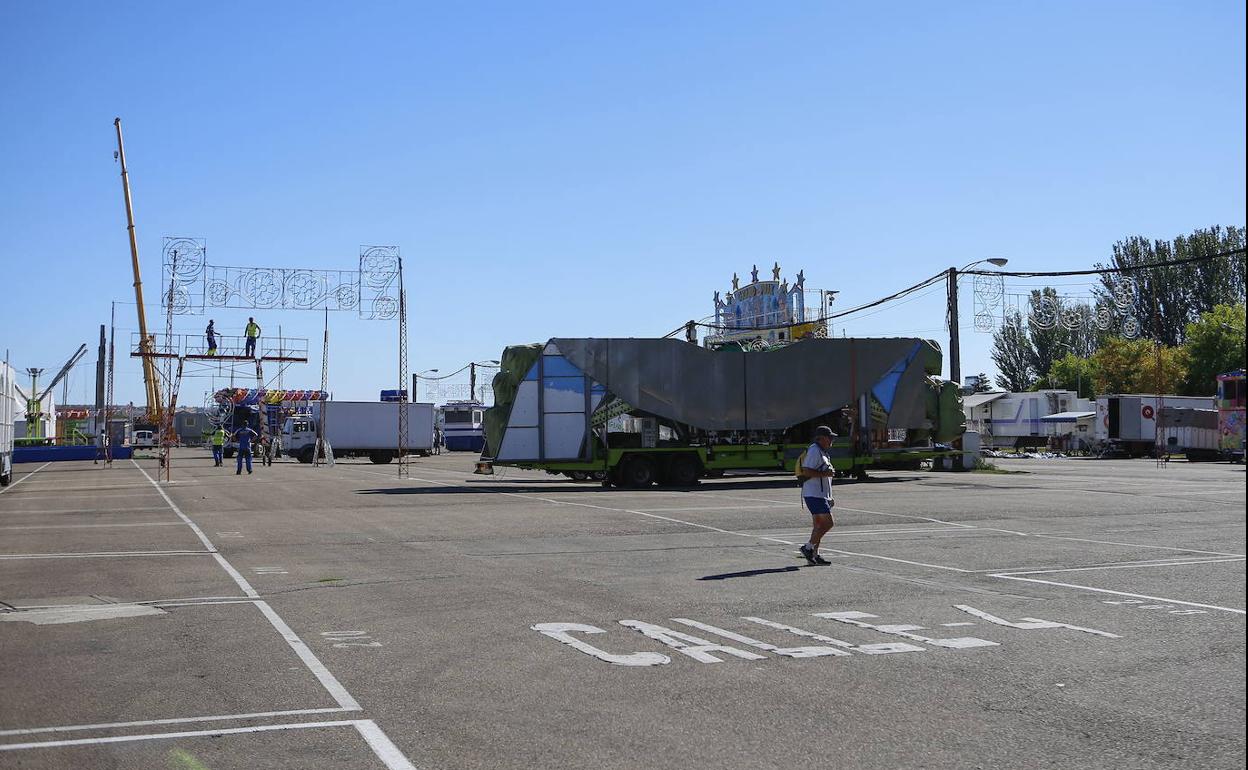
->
[233,424,259,475]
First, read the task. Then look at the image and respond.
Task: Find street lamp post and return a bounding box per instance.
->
[412,369,438,402]
[947,258,1009,385]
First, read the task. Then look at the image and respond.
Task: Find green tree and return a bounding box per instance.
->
[1047,354,1097,398]
[1096,226,1246,346]
[1181,303,1247,395]
[1091,337,1189,394]
[972,372,994,393]
[992,310,1035,391]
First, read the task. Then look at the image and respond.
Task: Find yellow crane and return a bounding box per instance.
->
[113,118,163,424]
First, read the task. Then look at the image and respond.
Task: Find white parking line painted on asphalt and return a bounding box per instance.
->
[353,719,420,770]
[0,719,366,752]
[0,707,359,738]
[999,556,1246,576]
[0,550,211,560]
[988,574,1246,614]
[132,460,365,711]
[338,465,981,573]
[0,507,170,516]
[0,463,52,495]
[0,522,183,530]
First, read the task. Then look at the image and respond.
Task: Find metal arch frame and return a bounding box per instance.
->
[159,238,401,320]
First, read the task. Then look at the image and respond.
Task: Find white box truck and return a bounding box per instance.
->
[284,401,434,464]
[1,361,15,485]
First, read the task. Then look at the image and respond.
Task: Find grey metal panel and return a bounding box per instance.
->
[552,337,934,431]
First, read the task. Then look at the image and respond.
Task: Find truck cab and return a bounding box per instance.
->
[282,415,318,462]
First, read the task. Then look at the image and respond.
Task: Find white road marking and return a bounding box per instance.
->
[741,616,925,654]
[353,719,420,770]
[952,605,1119,638]
[0,522,183,530]
[0,604,167,625]
[988,575,1246,614]
[618,619,769,663]
[0,719,360,752]
[0,707,359,737]
[532,623,671,666]
[998,556,1245,576]
[0,462,50,495]
[131,461,219,553]
[0,506,169,515]
[0,550,210,560]
[132,460,365,712]
[672,617,850,658]
[255,600,361,710]
[814,611,999,649]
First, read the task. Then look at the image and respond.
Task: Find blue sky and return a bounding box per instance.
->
[2,1,1244,406]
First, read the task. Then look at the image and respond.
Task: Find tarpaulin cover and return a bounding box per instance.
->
[551,337,941,431]
[483,343,542,457]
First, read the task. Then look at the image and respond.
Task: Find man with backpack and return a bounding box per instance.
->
[797,425,838,565]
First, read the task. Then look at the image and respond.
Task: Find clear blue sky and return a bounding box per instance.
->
[2,1,1244,407]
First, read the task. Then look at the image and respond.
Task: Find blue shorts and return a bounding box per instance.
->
[804,496,834,515]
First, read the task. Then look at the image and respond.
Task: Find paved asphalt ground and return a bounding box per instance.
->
[1,451,1243,769]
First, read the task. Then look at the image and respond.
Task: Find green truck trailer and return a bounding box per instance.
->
[478,337,965,487]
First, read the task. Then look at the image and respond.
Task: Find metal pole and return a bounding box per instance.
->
[947,267,961,386]
[114,118,161,418]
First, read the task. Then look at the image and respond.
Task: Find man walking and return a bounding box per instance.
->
[205,320,218,356]
[244,317,261,358]
[798,425,838,565]
[233,424,259,475]
[211,425,227,466]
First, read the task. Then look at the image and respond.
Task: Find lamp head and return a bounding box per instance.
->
[986,258,1009,267]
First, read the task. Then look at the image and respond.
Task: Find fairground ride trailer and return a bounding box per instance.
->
[480,337,964,487]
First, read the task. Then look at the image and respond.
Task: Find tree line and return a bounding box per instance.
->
[987,225,1245,398]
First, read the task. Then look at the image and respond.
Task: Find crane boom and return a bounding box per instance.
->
[36,344,88,403]
[114,118,162,421]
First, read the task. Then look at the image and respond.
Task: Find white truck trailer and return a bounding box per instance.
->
[1,361,15,485]
[1095,394,1214,457]
[284,401,434,464]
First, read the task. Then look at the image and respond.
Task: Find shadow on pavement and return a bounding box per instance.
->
[698,566,802,580]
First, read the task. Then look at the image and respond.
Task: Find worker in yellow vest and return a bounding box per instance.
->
[244,317,261,358]
[211,426,227,467]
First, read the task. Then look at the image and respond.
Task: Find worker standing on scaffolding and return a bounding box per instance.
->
[205,320,218,356]
[244,317,261,358]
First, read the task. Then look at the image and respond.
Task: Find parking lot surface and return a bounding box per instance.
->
[1,453,1244,769]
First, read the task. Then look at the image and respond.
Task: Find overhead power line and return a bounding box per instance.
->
[962,247,1245,278]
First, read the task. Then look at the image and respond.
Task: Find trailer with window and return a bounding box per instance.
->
[479,337,964,487]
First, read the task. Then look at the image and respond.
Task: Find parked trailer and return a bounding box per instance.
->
[1157,407,1220,461]
[1095,395,1215,457]
[480,337,964,486]
[284,401,434,464]
[1,362,15,485]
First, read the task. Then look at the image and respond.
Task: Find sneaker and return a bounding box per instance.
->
[812,553,832,566]
[799,544,817,565]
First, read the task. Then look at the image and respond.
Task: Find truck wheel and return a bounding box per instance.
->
[370,452,393,464]
[224,448,235,458]
[569,471,590,481]
[299,447,315,464]
[666,455,702,487]
[621,456,657,488]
